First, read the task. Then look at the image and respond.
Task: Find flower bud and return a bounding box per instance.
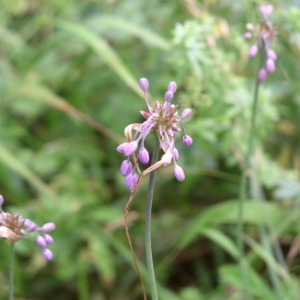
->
[164,90,174,102]
[259,4,273,15]
[44,234,54,244]
[0,195,4,206]
[182,135,193,146]
[139,78,149,92]
[43,248,54,261]
[181,108,192,119]
[120,160,133,176]
[267,49,277,60]
[123,141,138,156]
[172,148,179,161]
[243,32,252,39]
[42,222,56,232]
[125,172,139,191]
[249,44,258,57]
[266,58,276,73]
[258,68,268,81]
[174,165,185,181]
[138,147,150,164]
[37,235,47,248]
[168,81,177,93]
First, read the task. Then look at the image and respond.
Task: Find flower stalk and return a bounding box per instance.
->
[145,140,159,300]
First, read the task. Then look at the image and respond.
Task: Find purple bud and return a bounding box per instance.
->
[174,165,185,181]
[0,195,4,206]
[116,143,127,153]
[266,58,276,73]
[258,68,268,81]
[139,78,149,92]
[37,235,47,248]
[267,49,277,60]
[123,141,138,156]
[168,81,177,93]
[125,172,139,191]
[181,108,192,119]
[138,147,150,164]
[243,32,252,39]
[43,248,54,261]
[182,135,193,146]
[120,160,133,176]
[24,219,38,232]
[249,44,258,57]
[44,234,54,244]
[172,148,179,161]
[42,222,56,232]
[259,4,273,15]
[164,90,174,102]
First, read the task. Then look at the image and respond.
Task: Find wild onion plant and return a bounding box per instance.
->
[238,4,289,299]
[0,195,55,300]
[117,78,192,299]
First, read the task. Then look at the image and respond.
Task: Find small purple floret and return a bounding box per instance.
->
[37,235,47,248]
[139,78,149,92]
[258,68,268,81]
[43,248,54,261]
[266,58,275,73]
[123,141,138,156]
[182,135,193,146]
[174,165,185,181]
[259,4,273,15]
[138,147,150,164]
[42,222,56,232]
[168,81,177,93]
[120,160,133,176]
[181,108,192,119]
[164,90,174,102]
[125,172,139,191]
[249,44,258,57]
[0,195,4,206]
[44,234,54,244]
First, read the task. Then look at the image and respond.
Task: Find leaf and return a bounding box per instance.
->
[180,200,283,249]
[56,19,143,97]
[88,15,171,50]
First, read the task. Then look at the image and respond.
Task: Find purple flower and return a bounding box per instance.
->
[182,135,193,147]
[0,195,55,261]
[138,146,150,164]
[43,248,54,261]
[117,79,193,188]
[174,165,185,181]
[125,171,139,191]
[258,68,268,81]
[139,78,149,92]
[120,160,133,176]
[244,4,277,80]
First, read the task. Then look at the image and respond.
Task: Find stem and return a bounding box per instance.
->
[145,140,160,300]
[9,243,15,300]
[237,74,260,299]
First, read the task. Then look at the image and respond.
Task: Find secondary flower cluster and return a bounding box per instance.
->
[0,195,55,261]
[117,78,193,191]
[244,4,277,81]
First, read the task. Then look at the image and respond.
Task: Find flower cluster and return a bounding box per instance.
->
[244,4,277,81]
[0,195,55,261]
[117,78,193,191]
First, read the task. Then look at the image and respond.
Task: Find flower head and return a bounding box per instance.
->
[244,4,277,81]
[0,195,55,261]
[117,78,193,190]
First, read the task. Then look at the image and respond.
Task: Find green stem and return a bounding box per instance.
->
[145,140,160,300]
[237,75,260,299]
[9,243,15,300]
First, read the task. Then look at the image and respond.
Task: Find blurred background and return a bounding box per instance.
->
[0,0,300,299]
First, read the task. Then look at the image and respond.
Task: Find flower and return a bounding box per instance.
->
[0,195,55,261]
[243,4,277,81]
[117,78,193,190]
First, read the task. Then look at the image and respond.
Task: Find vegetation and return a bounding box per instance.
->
[0,0,300,299]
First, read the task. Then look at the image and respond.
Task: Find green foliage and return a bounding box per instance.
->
[1,0,300,299]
